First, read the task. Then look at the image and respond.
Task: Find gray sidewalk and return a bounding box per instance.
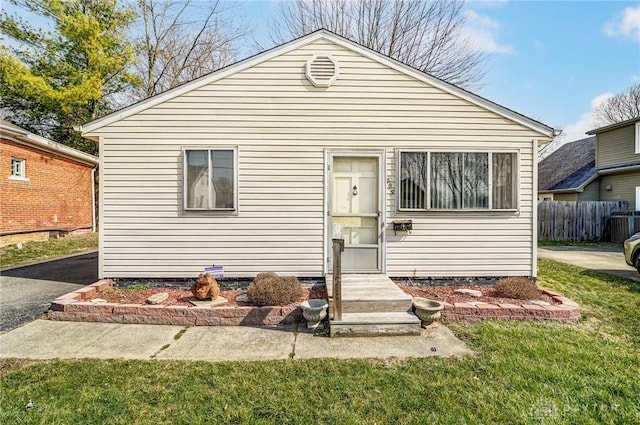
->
[0,320,473,361]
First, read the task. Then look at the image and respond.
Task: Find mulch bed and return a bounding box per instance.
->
[397,284,557,306]
[93,286,328,307]
[93,283,553,308]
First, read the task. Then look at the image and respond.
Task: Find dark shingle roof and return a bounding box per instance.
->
[538,137,596,191]
[548,161,598,191]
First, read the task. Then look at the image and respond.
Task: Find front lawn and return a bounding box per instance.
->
[0,232,98,269]
[1,259,639,424]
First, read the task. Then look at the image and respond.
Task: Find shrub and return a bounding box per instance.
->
[495,277,541,300]
[248,273,303,306]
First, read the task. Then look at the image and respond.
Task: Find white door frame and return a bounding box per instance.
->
[323,149,386,275]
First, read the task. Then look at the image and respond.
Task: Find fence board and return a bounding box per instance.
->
[538,201,628,241]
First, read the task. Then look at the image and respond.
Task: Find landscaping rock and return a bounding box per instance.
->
[454,289,482,298]
[528,299,551,307]
[147,292,169,304]
[191,273,220,300]
[91,298,108,304]
[236,294,250,303]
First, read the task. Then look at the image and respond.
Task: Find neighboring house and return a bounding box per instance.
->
[0,120,98,247]
[538,136,599,201]
[80,30,555,280]
[586,117,640,211]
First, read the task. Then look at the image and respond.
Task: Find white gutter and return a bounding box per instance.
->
[1,123,98,166]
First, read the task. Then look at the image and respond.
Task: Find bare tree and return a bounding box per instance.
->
[131,0,246,101]
[594,84,640,125]
[269,0,486,88]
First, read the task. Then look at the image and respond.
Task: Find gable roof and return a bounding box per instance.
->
[1,120,98,166]
[586,116,640,135]
[538,136,596,192]
[80,29,555,139]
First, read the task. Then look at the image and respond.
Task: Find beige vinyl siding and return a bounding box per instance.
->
[577,180,600,201]
[91,38,544,278]
[599,171,640,207]
[596,124,638,168]
[553,193,578,201]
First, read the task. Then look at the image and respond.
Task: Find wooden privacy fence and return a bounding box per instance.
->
[610,211,640,243]
[538,200,628,242]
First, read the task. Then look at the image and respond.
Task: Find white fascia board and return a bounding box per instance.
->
[1,123,98,166]
[81,29,555,138]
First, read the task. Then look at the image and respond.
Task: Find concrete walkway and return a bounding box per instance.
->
[538,246,639,282]
[0,320,473,362]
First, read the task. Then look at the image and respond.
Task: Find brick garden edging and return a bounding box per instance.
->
[440,288,580,323]
[49,280,580,326]
[48,279,303,326]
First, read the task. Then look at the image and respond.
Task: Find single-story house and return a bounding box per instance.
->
[80,29,555,280]
[0,120,98,246]
[538,136,598,201]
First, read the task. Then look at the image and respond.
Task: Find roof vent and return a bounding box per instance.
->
[305,54,339,88]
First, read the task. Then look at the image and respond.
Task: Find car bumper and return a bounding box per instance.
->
[623,240,635,266]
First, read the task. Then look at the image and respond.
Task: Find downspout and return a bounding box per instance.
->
[91,166,97,233]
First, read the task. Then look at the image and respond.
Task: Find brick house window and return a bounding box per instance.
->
[10,157,26,179]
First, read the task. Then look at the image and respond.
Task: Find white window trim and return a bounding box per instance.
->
[9,157,29,181]
[396,149,519,212]
[636,186,640,211]
[635,122,640,154]
[182,146,238,212]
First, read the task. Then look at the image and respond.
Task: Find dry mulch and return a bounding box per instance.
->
[397,284,557,306]
[93,286,328,307]
[91,283,554,308]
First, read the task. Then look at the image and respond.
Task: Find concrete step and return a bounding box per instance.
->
[330,311,421,337]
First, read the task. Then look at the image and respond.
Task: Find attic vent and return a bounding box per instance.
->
[305,54,339,88]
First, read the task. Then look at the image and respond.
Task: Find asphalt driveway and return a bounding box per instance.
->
[538,245,639,282]
[0,251,98,332]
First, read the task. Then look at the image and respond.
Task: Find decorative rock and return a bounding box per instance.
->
[146,292,169,304]
[91,298,108,304]
[210,296,228,306]
[236,294,250,303]
[190,273,220,300]
[454,289,482,298]
[528,299,551,307]
[188,296,228,307]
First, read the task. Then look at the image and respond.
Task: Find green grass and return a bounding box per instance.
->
[538,239,620,247]
[1,259,639,424]
[0,232,98,269]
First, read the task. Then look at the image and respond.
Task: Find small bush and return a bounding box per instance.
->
[248,273,303,306]
[495,277,541,300]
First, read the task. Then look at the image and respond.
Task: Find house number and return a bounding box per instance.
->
[386,178,395,195]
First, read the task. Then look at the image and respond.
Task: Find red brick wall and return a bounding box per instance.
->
[0,137,95,234]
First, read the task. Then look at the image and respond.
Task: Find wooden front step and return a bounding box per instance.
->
[330,312,421,337]
[326,274,420,337]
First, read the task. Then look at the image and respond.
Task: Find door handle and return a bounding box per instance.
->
[352,185,358,196]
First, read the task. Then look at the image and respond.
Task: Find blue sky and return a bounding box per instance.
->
[235,0,640,144]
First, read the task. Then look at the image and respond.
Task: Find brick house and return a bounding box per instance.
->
[0,120,98,246]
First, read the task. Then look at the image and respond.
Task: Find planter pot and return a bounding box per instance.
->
[413,297,444,328]
[300,299,329,329]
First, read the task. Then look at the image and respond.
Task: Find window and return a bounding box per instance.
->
[398,150,517,211]
[184,148,236,211]
[10,158,25,179]
[635,122,640,154]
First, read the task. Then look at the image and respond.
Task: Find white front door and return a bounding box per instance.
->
[331,156,381,272]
